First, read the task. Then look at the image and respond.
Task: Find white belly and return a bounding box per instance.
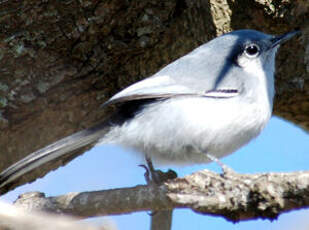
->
[102,96,272,165]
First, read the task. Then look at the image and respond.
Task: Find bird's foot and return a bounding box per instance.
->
[205,153,237,177]
[139,156,177,185]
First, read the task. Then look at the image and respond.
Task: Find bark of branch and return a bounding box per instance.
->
[151,210,173,230]
[0,201,113,230]
[13,170,309,222]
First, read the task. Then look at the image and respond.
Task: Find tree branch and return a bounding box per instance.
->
[13,170,309,222]
[150,210,173,230]
[0,201,113,230]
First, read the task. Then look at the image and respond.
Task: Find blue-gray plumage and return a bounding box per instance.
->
[0,29,300,188]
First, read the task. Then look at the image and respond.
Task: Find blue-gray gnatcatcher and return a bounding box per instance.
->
[0,29,300,188]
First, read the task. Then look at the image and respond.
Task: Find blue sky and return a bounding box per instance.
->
[2,116,309,230]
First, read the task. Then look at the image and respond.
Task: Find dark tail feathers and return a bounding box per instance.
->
[0,122,109,189]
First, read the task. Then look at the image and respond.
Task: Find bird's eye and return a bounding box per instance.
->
[244,44,260,58]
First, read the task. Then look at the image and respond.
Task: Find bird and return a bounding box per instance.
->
[0,29,300,189]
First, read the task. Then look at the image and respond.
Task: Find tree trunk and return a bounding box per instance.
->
[0,0,308,193]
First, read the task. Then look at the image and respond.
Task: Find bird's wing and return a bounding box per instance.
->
[104,75,239,107]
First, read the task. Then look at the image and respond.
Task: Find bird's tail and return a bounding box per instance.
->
[0,122,110,189]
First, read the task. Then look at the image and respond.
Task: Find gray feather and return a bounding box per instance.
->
[0,122,110,188]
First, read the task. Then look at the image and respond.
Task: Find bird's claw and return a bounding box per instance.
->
[205,153,237,176]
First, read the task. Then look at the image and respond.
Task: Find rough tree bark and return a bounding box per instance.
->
[12,170,309,222]
[0,0,308,195]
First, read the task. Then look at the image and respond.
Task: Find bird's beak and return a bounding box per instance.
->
[270,30,301,49]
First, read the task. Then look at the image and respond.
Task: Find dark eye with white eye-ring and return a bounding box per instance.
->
[244,44,260,58]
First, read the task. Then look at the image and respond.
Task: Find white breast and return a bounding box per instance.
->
[102,92,272,165]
